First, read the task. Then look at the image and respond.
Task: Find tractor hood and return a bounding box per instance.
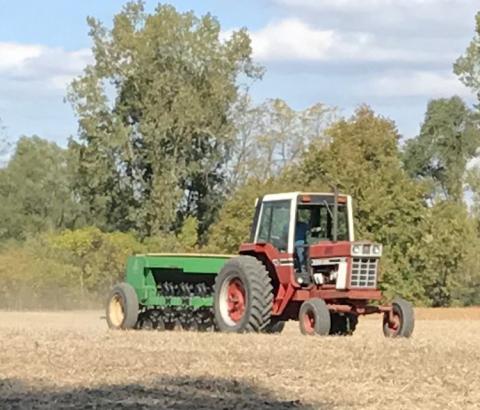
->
[308,241,352,259]
[309,241,382,259]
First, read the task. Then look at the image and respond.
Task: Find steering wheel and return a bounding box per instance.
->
[310,226,325,237]
[307,226,327,245]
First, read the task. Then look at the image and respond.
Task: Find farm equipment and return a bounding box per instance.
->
[106,192,414,337]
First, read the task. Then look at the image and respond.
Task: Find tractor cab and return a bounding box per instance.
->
[252,191,353,257]
[250,192,381,289]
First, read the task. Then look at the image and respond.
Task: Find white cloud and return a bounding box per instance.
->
[260,0,478,69]
[251,19,335,61]
[365,71,474,98]
[273,0,477,34]
[275,0,462,12]
[243,0,478,107]
[0,43,43,71]
[247,18,457,64]
[0,42,92,91]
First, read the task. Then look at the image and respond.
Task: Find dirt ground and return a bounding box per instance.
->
[1,309,479,409]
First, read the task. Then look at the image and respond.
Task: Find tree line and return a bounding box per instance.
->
[1,1,480,308]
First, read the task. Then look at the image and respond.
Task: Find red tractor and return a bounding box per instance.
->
[213,191,414,337]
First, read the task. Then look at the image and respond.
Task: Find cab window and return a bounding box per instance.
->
[297,204,349,242]
[257,200,291,251]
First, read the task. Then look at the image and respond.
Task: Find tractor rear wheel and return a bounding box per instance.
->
[106,282,139,330]
[383,298,415,338]
[214,256,273,333]
[299,298,331,336]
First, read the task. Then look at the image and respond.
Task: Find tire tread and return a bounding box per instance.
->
[214,255,273,332]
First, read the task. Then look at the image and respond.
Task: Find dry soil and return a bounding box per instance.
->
[0,309,479,409]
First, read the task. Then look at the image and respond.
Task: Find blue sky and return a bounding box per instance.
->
[0,0,478,146]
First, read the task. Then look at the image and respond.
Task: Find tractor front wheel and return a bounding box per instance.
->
[383,298,415,338]
[214,256,273,332]
[106,282,139,330]
[299,298,331,336]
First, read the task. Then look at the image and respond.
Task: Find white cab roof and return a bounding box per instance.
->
[262,192,351,202]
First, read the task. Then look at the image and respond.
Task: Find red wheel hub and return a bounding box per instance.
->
[303,309,315,334]
[386,312,401,335]
[226,278,246,323]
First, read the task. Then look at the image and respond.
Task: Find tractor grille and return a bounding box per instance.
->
[350,258,378,288]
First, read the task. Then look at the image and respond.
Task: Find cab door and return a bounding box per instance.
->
[255,200,292,253]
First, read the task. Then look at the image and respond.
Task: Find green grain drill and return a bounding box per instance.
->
[107,254,231,331]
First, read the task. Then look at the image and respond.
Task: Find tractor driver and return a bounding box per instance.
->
[294,218,309,272]
[282,214,309,272]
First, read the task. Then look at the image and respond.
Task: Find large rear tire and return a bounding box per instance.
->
[383,298,415,338]
[214,256,273,333]
[106,282,139,330]
[298,298,331,336]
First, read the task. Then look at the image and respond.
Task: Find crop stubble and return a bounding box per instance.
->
[0,309,479,409]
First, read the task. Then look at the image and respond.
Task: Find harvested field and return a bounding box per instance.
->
[0,309,479,409]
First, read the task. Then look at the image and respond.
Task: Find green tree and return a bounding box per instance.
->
[0,136,82,241]
[0,227,148,309]
[0,119,10,167]
[467,165,480,231]
[227,95,335,191]
[226,93,266,191]
[417,201,480,306]
[51,227,145,297]
[68,1,261,238]
[0,236,81,309]
[454,12,480,104]
[453,225,480,306]
[207,179,274,253]
[403,97,480,202]
[177,216,199,251]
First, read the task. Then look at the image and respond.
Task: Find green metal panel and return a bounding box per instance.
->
[126,256,146,288]
[140,253,232,274]
[125,253,233,306]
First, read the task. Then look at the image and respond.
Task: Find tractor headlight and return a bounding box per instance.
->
[372,244,382,256]
[352,244,361,255]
